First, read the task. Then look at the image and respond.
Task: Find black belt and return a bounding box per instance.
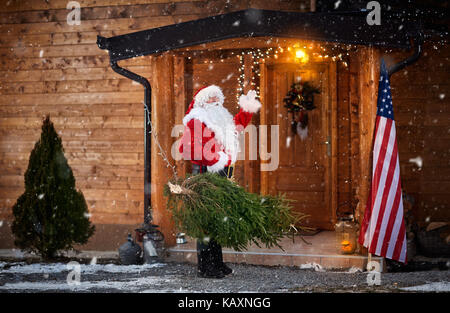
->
[192,164,234,179]
[192,164,207,174]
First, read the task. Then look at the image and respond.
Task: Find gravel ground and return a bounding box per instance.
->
[0,261,449,293]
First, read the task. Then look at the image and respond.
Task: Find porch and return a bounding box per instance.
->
[166,231,384,270]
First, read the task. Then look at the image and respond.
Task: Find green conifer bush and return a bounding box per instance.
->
[11,116,95,259]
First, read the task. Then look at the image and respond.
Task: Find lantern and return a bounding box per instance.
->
[135,223,165,263]
[335,218,359,255]
[176,232,187,244]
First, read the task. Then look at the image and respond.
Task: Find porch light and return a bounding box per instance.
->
[295,49,309,63]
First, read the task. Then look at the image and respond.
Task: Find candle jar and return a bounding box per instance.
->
[335,219,358,255]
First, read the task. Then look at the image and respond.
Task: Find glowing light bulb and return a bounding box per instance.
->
[295,49,308,63]
[295,49,304,58]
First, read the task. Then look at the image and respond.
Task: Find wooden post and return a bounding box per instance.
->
[173,56,187,180]
[149,53,176,246]
[357,46,380,254]
[349,60,360,214]
[243,53,255,192]
[329,61,338,226]
[259,62,269,195]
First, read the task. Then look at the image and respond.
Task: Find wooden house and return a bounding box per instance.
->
[0,1,448,267]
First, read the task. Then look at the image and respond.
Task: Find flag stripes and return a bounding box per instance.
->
[358,59,407,263]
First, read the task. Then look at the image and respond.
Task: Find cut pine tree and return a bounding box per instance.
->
[164,173,310,251]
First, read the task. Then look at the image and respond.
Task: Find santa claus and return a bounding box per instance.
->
[178,85,261,278]
[179,85,261,175]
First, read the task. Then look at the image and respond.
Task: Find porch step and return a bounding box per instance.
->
[166,231,384,271]
[166,247,383,271]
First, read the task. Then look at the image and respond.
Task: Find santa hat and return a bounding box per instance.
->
[185,85,224,115]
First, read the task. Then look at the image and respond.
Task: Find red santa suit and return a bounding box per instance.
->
[179,85,261,173]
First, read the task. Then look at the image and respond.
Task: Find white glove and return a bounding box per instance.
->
[239,90,261,113]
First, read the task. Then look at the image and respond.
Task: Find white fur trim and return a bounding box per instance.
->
[207,151,229,173]
[239,90,261,113]
[183,106,240,162]
[194,85,225,108]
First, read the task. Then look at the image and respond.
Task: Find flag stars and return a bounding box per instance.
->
[377,65,395,119]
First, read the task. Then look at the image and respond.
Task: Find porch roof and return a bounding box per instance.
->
[97,8,422,62]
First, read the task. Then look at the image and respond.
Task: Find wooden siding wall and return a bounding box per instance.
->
[389,42,450,226]
[0,0,447,250]
[0,0,310,249]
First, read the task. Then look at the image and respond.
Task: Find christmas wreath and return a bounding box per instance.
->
[164,173,309,251]
[283,82,320,140]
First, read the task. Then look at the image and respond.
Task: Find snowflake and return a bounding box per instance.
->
[334,0,342,9]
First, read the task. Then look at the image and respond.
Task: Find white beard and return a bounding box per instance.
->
[183,105,240,163]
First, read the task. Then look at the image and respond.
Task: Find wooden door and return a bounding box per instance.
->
[260,62,337,230]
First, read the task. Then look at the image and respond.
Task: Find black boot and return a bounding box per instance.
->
[197,240,225,279]
[210,239,233,275]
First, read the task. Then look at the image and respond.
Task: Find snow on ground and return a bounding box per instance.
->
[1,261,449,293]
[0,276,177,292]
[400,282,450,292]
[299,262,324,272]
[347,266,363,274]
[0,262,164,274]
[0,262,177,292]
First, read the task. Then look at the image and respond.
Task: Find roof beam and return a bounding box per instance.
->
[97,9,420,62]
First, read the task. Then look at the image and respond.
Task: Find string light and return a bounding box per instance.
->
[236,54,245,103]
[232,42,357,101]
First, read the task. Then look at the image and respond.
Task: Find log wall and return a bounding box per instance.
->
[0,0,447,250]
[388,42,450,226]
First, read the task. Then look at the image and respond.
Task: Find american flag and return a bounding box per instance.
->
[358,59,407,263]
